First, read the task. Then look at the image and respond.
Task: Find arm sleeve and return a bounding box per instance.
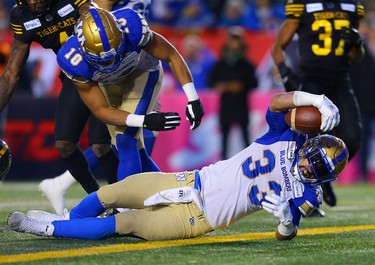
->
[285,0,304,19]
[9,8,30,43]
[115,8,152,48]
[356,2,365,20]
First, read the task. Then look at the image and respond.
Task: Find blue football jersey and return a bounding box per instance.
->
[113,0,151,16]
[57,8,159,84]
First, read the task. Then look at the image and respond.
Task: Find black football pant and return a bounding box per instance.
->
[54,77,117,193]
[300,78,362,161]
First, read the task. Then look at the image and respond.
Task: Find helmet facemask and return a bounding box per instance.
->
[291,135,349,185]
[16,0,51,18]
[75,8,126,73]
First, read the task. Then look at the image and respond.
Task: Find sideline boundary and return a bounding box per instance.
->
[1,224,374,263]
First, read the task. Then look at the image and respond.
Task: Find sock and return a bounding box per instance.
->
[84,148,99,170]
[116,134,141,181]
[70,192,106,219]
[63,148,99,194]
[57,170,77,190]
[52,216,116,240]
[143,129,157,155]
[139,148,160,172]
[97,149,119,184]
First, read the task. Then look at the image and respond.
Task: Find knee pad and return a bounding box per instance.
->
[55,140,78,158]
[91,143,112,157]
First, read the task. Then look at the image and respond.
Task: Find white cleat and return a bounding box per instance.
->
[26,208,69,223]
[7,212,54,236]
[38,178,66,216]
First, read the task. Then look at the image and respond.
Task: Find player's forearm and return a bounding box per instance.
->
[92,106,130,127]
[167,58,199,102]
[269,92,295,112]
[0,70,18,111]
[271,42,287,66]
[167,52,194,87]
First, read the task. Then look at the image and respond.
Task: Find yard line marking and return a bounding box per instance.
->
[0,224,374,263]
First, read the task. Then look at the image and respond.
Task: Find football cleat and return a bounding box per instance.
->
[7,212,54,236]
[26,208,70,223]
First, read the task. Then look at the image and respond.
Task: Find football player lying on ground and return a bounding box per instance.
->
[7,91,349,241]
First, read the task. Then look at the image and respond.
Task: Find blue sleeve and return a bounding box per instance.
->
[113,8,150,49]
[57,36,92,80]
[289,185,323,226]
[265,108,289,134]
[256,108,307,146]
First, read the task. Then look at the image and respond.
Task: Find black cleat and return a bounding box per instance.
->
[321,182,337,207]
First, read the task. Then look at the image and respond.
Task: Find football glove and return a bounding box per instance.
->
[341,27,363,48]
[312,95,340,132]
[186,99,204,130]
[143,112,181,131]
[261,194,293,225]
[277,62,301,92]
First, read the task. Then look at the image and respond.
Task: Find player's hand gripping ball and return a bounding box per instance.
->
[284,106,322,134]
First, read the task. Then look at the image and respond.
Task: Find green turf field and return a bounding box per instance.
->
[0,181,374,265]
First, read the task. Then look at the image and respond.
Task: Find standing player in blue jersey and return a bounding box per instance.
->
[7,91,348,241]
[38,0,155,216]
[56,7,203,185]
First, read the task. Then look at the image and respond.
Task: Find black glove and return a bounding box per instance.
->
[143,112,181,131]
[186,99,204,130]
[341,27,363,48]
[277,62,301,92]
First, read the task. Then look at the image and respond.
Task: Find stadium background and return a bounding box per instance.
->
[0,0,374,184]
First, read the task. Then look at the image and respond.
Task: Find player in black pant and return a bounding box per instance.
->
[271,0,365,210]
[0,0,118,215]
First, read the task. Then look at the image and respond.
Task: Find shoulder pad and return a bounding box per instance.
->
[57,36,92,81]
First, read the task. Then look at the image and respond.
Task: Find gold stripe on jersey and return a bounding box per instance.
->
[357,4,365,18]
[285,4,304,17]
[75,0,89,7]
[10,23,22,34]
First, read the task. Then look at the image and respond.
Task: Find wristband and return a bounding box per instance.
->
[125,114,145,127]
[277,62,291,78]
[293,91,323,107]
[277,221,294,236]
[182,82,199,102]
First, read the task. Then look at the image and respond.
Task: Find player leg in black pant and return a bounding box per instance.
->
[40,76,118,215]
[302,79,362,208]
[87,114,118,185]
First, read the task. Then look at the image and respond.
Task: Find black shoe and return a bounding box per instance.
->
[321,182,337,207]
[308,208,326,218]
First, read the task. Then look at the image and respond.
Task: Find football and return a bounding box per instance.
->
[284,106,322,134]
